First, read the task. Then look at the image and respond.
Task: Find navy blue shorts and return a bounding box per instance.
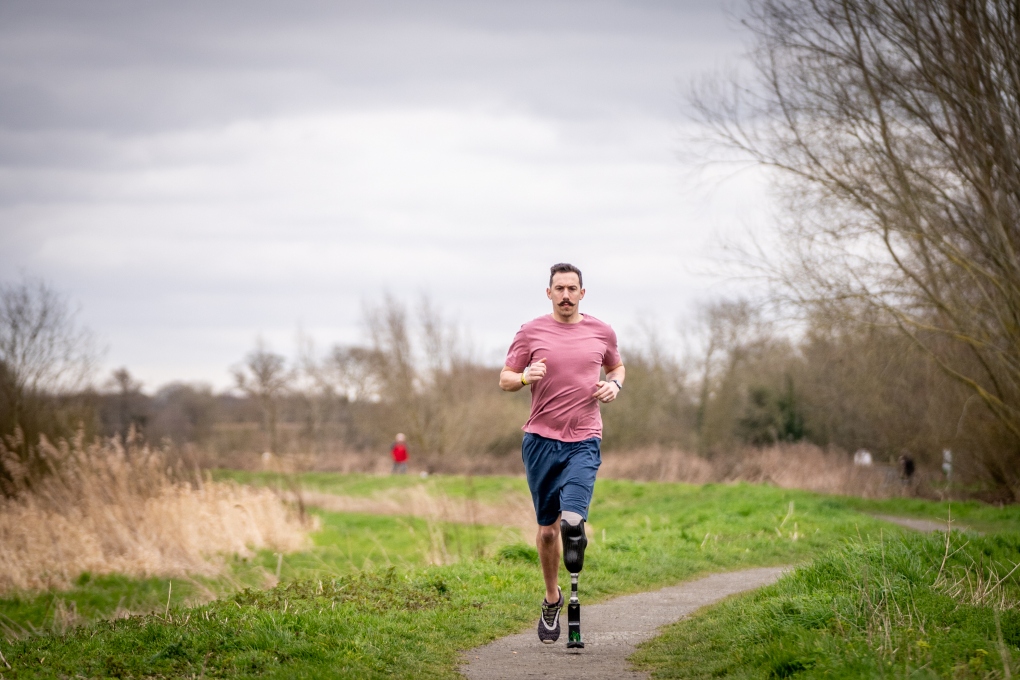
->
[521,433,601,526]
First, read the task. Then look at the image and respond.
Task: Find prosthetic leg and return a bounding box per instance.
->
[560,518,588,648]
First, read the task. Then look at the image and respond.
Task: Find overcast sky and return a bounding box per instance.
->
[0,0,768,391]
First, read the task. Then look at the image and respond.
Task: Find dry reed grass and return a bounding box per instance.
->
[0,432,310,594]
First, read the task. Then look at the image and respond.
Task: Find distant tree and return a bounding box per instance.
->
[0,278,97,437]
[361,294,527,459]
[102,367,148,442]
[696,0,1020,495]
[148,382,218,445]
[233,338,293,454]
[602,326,696,451]
[296,331,384,451]
[738,377,804,447]
[690,299,796,453]
[0,277,98,495]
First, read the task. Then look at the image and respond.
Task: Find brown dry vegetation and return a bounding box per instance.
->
[0,432,310,594]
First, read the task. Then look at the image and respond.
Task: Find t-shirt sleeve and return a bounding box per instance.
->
[504,326,530,371]
[603,325,622,368]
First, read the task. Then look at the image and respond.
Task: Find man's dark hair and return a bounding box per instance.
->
[549,263,583,288]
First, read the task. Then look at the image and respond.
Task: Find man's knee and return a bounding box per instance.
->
[537,524,559,546]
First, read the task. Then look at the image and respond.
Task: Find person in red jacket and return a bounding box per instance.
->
[391,433,408,474]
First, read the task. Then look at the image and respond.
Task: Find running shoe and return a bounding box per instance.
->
[537,587,563,644]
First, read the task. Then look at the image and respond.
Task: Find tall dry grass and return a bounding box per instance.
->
[0,431,310,594]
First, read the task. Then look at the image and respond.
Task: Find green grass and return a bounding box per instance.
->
[1,474,1017,678]
[214,469,1020,534]
[213,469,530,502]
[633,530,1020,678]
[837,495,1020,535]
[0,510,515,641]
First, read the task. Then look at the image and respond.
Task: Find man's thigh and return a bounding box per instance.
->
[559,438,601,519]
[522,433,569,526]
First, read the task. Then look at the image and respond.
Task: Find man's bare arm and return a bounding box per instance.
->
[499,358,547,392]
[499,366,526,392]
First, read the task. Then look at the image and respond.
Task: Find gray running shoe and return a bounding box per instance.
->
[537,587,563,644]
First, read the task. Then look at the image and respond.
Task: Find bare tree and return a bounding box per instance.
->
[602,324,695,451]
[697,0,1020,495]
[233,338,293,454]
[312,344,384,404]
[0,278,98,494]
[0,278,96,429]
[362,294,524,460]
[797,307,965,461]
[686,299,793,451]
[297,332,384,451]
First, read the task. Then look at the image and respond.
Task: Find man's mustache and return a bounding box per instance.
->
[558,301,574,306]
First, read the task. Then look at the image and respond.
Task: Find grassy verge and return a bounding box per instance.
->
[2,479,885,678]
[0,510,515,640]
[2,474,1017,678]
[212,469,529,502]
[838,495,1020,535]
[633,529,1020,678]
[213,469,1020,535]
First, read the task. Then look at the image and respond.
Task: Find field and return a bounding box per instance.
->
[1,473,1018,678]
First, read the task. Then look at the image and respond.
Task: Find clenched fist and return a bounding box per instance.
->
[593,380,620,403]
[524,358,547,384]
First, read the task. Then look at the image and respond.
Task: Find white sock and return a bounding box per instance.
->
[561,511,583,526]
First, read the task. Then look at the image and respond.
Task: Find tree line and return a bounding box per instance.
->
[2,278,1013,499]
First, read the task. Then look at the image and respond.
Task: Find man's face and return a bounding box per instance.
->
[547,272,584,317]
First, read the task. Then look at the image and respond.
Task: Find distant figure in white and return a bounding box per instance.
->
[853,449,873,466]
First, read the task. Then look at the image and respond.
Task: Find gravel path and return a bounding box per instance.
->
[460,566,788,680]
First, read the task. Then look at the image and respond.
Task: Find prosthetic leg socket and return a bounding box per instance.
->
[560,519,587,573]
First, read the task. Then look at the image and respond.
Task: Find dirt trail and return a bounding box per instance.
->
[460,566,787,680]
[872,514,957,533]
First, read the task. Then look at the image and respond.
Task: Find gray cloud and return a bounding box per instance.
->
[0,0,740,130]
[0,0,759,390]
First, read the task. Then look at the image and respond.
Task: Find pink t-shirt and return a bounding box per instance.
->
[504,314,622,442]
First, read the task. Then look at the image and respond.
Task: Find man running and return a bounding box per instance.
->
[499,262,624,646]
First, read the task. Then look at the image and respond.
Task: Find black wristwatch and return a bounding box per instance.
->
[610,379,622,391]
